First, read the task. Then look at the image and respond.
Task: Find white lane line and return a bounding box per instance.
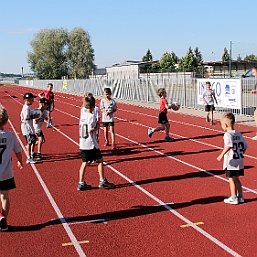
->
[3,88,246,256]
[6,113,86,257]
[45,111,243,257]
[52,97,257,161]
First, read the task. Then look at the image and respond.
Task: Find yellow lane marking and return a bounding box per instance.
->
[62,240,89,247]
[180,222,204,228]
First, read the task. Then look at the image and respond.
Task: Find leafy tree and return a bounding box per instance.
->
[222,47,230,62]
[67,27,95,79]
[179,47,197,72]
[28,28,68,79]
[159,52,176,72]
[142,49,153,62]
[194,47,203,75]
[28,27,95,79]
[244,54,257,61]
[141,49,153,73]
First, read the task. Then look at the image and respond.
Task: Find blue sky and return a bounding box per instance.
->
[1,0,257,74]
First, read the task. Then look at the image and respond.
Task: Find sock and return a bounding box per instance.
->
[79,181,85,185]
[231,195,237,200]
[100,178,106,182]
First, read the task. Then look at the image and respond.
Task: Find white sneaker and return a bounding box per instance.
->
[252,135,257,140]
[26,158,37,164]
[224,196,238,205]
[237,197,244,204]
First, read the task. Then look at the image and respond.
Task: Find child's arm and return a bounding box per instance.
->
[217,146,231,161]
[15,152,23,169]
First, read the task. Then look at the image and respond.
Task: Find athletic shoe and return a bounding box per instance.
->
[46,123,51,128]
[252,135,257,140]
[99,180,115,189]
[0,213,8,232]
[206,115,210,122]
[77,182,92,191]
[237,197,244,204]
[26,158,37,164]
[224,196,238,205]
[164,136,175,142]
[37,153,42,160]
[148,128,153,138]
[104,141,110,146]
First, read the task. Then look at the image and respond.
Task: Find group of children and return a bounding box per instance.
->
[0,82,249,232]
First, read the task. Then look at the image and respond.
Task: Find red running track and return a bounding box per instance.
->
[0,85,257,257]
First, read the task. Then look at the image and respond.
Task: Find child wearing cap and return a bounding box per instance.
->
[20,92,39,164]
[38,83,55,128]
[0,105,23,231]
[33,98,49,160]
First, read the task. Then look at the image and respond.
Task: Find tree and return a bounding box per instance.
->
[67,27,95,79]
[141,49,153,73]
[159,52,176,72]
[179,47,197,72]
[28,27,95,79]
[28,28,68,79]
[194,47,203,76]
[244,54,257,61]
[222,47,230,62]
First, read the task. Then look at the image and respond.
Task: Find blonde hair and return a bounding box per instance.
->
[0,105,9,126]
[221,112,235,126]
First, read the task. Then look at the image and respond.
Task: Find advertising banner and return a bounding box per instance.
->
[197,79,242,109]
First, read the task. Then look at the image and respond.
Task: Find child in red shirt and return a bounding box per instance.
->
[38,83,55,128]
[148,88,174,142]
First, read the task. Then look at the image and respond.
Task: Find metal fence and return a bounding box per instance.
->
[18,74,257,117]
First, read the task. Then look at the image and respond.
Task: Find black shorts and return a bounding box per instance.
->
[0,177,16,191]
[24,134,37,145]
[46,103,54,112]
[80,148,102,163]
[158,112,168,124]
[205,105,215,112]
[225,169,244,177]
[102,122,114,127]
[36,131,45,143]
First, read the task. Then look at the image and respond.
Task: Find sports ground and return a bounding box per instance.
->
[0,85,257,257]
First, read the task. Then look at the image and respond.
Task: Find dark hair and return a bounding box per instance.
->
[157,88,166,97]
[48,83,53,87]
[84,96,95,109]
[206,81,211,86]
[223,112,235,125]
[104,88,112,94]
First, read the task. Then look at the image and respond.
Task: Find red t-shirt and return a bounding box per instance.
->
[40,90,54,104]
[159,98,168,113]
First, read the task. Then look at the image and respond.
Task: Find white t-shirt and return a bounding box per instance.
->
[100,98,117,122]
[20,104,35,135]
[33,109,49,133]
[203,90,216,105]
[79,108,99,150]
[0,130,21,181]
[223,130,248,170]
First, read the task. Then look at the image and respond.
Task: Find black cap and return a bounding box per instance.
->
[39,97,48,104]
[23,92,37,99]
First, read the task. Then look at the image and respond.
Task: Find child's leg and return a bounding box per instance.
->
[234,177,243,197]
[164,122,170,136]
[228,177,237,196]
[103,126,109,143]
[0,191,10,217]
[210,110,214,124]
[110,126,115,145]
[37,137,43,153]
[97,158,104,180]
[26,144,32,158]
[153,124,165,133]
[79,162,87,182]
